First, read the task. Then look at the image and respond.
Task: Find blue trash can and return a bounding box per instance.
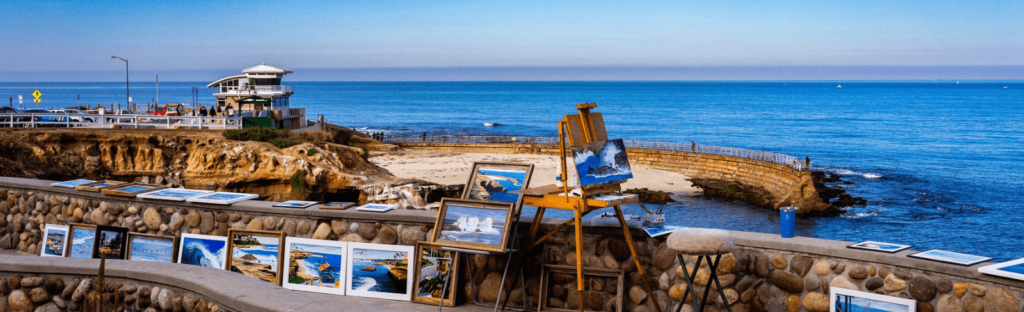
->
[780,206,798,238]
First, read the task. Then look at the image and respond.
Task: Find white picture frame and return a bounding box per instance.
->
[355,203,398,213]
[282,237,348,295]
[50,179,96,188]
[909,250,991,266]
[185,192,259,205]
[177,233,228,269]
[345,242,414,301]
[831,287,916,312]
[846,241,912,253]
[273,200,319,209]
[138,188,214,201]
[979,257,1024,281]
[41,224,70,257]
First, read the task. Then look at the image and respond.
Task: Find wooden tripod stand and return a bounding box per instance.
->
[502,103,661,312]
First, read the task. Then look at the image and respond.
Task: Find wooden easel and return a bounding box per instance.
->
[502,103,661,312]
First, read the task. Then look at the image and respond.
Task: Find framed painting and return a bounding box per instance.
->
[74,180,127,192]
[101,183,165,197]
[50,179,95,189]
[461,162,534,214]
[226,229,286,285]
[539,265,624,312]
[831,287,916,312]
[569,139,633,187]
[430,198,514,252]
[126,233,177,263]
[355,203,398,213]
[66,223,96,259]
[273,200,319,209]
[186,192,259,205]
[91,225,130,259]
[282,237,348,295]
[345,242,414,301]
[847,241,912,253]
[411,242,459,306]
[979,257,1024,281]
[137,188,214,201]
[41,224,69,257]
[908,250,991,266]
[320,202,356,210]
[177,233,228,269]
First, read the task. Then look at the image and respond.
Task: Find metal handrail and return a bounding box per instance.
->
[218,85,294,93]
[380,135,811,171]
[0,113,243,129]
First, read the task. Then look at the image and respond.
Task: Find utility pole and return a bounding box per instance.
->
[156,71,159,105]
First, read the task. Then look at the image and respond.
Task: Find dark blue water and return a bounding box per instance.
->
[352,261,406,294]
[2,81,1023,261]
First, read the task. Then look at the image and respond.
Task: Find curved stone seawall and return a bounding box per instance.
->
[381,136,825,212]
[2,177,1022,312]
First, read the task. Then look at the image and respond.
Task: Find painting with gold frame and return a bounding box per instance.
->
[226,229,286,285]
[74,180,126,192]
[66,223,97,259]
[430,198,514,252]
[411,242,459,306]
[101,183,165,197]
[461,162,533,215]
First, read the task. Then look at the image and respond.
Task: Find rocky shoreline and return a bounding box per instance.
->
[689,170,867,217]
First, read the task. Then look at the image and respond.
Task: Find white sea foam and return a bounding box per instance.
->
[453,216,499,234]
[863,173,882,179]
[574,150,596,165]
[354,277,377,291]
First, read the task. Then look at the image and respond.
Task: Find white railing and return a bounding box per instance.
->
[218,85,294,93]
[0,113,243,129]
[380,135,811,171]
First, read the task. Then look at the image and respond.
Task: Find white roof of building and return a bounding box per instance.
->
[242,63,293,75]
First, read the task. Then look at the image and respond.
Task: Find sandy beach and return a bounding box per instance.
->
[370,150,701,198]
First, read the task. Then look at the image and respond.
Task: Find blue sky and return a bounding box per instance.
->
[1,0,1021,80]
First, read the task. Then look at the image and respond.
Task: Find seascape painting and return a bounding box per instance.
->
[229,232,284,285]
[283,238,347,295]
[831,288,915,312]
[94,226,128,259]
[412,245,457,305]
[138,189,212,201]
[69,227,95,258]
[274,200,318,208]
[467,165,528,204]
[41,225,68,257]
[570,139,633,187]
[439,204,507,246]
[347,243,413,300]
[848,241,912,253]
[129,236,175,263]
[909,250,990,266]
[115,186,149,193]
[178,234,227,269]
[187,192,259,205]
[979,258,1024,282]
[50,179,95,188]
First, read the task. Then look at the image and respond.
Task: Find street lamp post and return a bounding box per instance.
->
[110,56,129,106]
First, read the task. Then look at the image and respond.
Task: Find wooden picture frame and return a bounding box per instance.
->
[461,162,534,215]
[126,233,178,263]
[831,287,916,312]
[41,224,69,257]
[137,188,214,201]
[50,179,96,189]
[539,265,624,312]
[979,257,1024,281]
[430,198,515,253]
[91,225,130,259]
[345,242,415,301]
[177,233,227,269]
[101,183,166,197]
[74,180,126,192]
[320,202,356,210]
[411,242,459,306]
[66,223,97,258]
[226,229,286,286]
[282,237,348,295]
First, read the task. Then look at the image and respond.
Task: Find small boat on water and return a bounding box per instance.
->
[836,84,842,88]
[484,123,498,127]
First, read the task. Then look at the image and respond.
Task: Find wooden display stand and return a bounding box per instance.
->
[505,103,660,312]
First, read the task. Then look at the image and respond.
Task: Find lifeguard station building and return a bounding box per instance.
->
[207,64,305,129]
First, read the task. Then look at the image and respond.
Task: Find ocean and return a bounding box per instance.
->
[2,81,1022,261]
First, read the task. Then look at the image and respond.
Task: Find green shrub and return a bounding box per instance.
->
[269,138,300,149]
[290,171,307,196]
[224,127,286,142]
[307,148,318,156]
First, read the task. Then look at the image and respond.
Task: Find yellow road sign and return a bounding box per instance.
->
[33,98,41,103]
[32,90,41,98]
